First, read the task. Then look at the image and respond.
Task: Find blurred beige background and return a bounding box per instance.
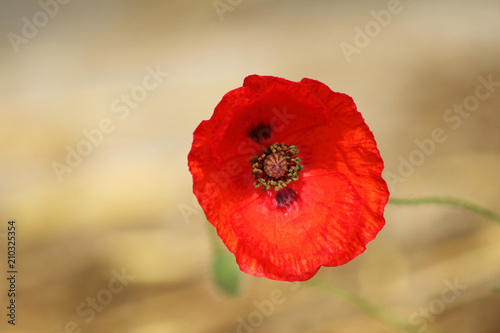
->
[1,0,500,332]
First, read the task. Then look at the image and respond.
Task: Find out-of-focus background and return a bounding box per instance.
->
[1,0,500,332]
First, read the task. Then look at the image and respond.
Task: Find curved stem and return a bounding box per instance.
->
[306,278,431,333]
[388,197,500,224]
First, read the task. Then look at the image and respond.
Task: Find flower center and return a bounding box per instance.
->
[263,153,287,178]
[250,143,304,191]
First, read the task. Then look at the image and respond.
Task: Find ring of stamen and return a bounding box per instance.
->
[250,143,304,191]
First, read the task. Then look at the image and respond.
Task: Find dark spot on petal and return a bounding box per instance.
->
[247,121,273,143]
[276,188,298,210]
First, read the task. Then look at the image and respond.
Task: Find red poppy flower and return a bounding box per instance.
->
[188,75,389,281]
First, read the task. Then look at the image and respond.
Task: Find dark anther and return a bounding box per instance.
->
[247,121,272,143]
[276,188,298,210]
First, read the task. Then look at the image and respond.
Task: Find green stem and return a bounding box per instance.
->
[388,197,500,224]
[306,278,431,333]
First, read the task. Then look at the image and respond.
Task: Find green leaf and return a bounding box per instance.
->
[212,249,241,296]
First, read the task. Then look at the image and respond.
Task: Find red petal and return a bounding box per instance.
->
[230,173,364,281]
